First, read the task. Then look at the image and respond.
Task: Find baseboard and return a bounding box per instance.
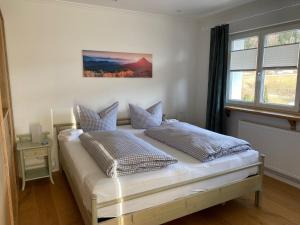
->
[265,167,300,189]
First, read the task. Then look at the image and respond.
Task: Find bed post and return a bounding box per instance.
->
[92,195,98,225]
[255,154,265,207]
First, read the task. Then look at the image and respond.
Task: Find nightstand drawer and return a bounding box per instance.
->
[23,147,48,158]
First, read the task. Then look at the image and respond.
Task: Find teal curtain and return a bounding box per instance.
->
[205,24,229,134]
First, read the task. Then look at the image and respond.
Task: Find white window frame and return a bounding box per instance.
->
[226,23,300,112]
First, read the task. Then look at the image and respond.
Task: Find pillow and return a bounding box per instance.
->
[129,102,163,129]
[58,129,83,142]
[75,102,118,132]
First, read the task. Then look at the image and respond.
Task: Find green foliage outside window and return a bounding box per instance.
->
[265,30,300,47]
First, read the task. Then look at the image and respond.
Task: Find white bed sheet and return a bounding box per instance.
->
[59,125,259,218]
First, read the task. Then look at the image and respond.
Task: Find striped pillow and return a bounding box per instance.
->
[129,102,163,129]
[75,102,118,132]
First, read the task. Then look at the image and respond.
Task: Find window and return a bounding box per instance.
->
[227,25,300,111]
[228,36,258,102]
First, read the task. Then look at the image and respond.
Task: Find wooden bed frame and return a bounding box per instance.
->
[54,119,265,225]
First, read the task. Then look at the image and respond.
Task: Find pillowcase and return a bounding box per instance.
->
[129,102,163,129]
[75,102,118,132]
[58,129,83,142]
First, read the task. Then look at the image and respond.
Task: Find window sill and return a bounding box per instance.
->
[225,105,300,130]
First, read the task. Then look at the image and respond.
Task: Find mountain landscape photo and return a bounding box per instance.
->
[83,50,152,78]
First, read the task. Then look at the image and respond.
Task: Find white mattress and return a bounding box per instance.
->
[59,125,259,218]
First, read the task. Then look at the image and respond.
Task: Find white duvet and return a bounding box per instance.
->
[59,125,259,218]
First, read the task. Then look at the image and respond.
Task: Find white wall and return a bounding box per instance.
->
[196,0,300,186]
[0,0,200,170]
[196,0,300,132]
[3,0,300,173]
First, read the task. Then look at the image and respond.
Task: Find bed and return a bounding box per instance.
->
[55,119,265,225]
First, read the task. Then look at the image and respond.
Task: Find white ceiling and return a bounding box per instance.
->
[61,0,255,18]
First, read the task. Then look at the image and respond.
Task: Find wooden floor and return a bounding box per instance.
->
[18,172,300,225]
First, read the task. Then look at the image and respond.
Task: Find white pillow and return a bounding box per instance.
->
[58,129,83,142]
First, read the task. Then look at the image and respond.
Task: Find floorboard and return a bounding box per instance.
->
[18,173,300,225]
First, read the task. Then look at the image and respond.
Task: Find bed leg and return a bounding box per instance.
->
[255,191,261,207]
[255,154,265,207]
[92,195,98,225]
[60,167,65,176]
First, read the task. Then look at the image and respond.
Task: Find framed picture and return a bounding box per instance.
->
[82,50,152,78]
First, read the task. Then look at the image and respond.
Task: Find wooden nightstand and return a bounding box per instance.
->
[17,132,54,191]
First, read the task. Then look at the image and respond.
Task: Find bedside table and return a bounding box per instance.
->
[17,132,54,191]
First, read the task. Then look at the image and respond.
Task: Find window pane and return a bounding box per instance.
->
[232,36,258,51]
[263,43,299,67]
[261,69,298,106]
[228,71,256,102]
[265,29,300,47]
[230,49,258,70]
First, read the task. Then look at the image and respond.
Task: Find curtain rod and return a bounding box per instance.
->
[201,2,300,33]
[230,18,300,35]
[227,2,300,27]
